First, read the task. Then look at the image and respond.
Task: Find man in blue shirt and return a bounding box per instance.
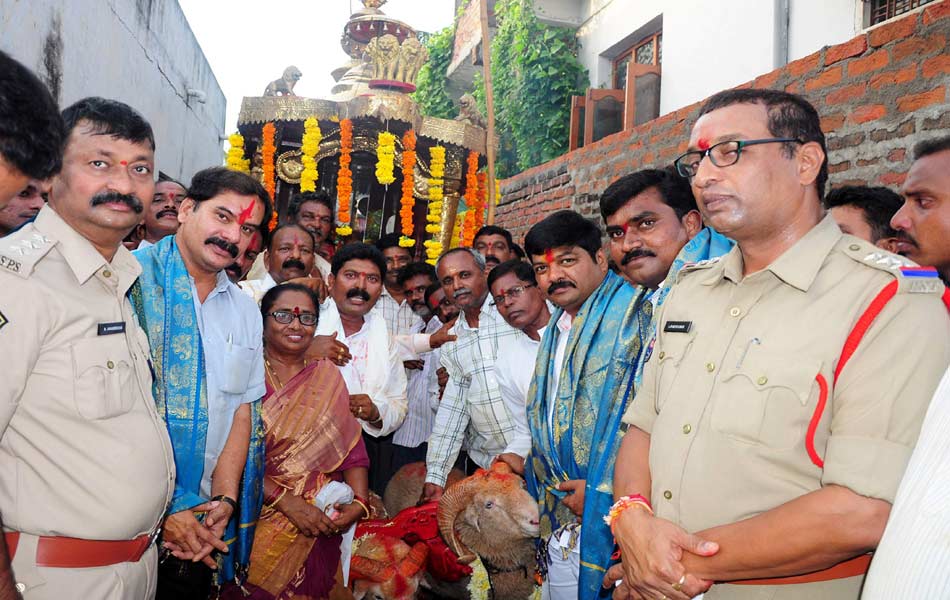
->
[132,166,270,599]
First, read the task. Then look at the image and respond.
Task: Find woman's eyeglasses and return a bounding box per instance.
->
[267,310,318,326]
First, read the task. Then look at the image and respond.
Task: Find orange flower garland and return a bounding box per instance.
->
[336,119,354,237]
[461,151,480,247]
[475,172,487,230]
[399,130,417,247]
[261,123,278,231]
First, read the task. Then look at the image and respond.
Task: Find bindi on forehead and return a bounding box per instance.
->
[119,160,128,166]
[544,249,555,264]
[238,201,256,225]
[697,138,710,151]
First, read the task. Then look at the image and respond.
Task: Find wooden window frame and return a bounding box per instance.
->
[612,31,661,90]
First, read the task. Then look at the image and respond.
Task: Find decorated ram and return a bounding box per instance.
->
[351,534,429,600]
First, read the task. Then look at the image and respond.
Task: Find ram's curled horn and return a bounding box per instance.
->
[396,541,430,579]
[349,555,396,583]
[437,473,484,564]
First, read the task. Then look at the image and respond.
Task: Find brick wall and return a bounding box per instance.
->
[495,1,950,242]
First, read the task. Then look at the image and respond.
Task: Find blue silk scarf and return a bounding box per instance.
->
[525,270,650,599]
[131,235,264,586]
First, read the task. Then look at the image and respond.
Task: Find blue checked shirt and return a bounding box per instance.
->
[425,295,523,487]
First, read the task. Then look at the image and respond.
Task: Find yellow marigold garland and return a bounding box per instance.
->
[399,130,417,247]
[300,117,322,193]
[336,119,354,237]
[226,133,250,173]
[461,151,480,247]
[376,131,397,185]
[466,557,491,600]
[424,145,446,264]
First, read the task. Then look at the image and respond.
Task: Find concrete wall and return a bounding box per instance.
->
[495,3,950,243]
[555,0,864,115]
[0,0,226,183]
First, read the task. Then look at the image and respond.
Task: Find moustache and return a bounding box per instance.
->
[621,248,656,266]
[281,258,306,271]
[156,207,178,219]
[90,191,143,214]
[547,280,575,295]
[453,288,473,299]
[346,288,371,302]
[205,236,238,258]
[485,255,501,265]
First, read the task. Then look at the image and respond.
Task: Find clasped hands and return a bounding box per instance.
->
[603,509,719,600]
[161,499,234,569]
[274,493,364,538]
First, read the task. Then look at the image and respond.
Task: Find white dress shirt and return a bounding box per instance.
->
[862,365,950,598]
[238,271,276,305]
[316,299,408,437]
[192,270,266,497]
[494,326,546,459]
[394,317,444,448]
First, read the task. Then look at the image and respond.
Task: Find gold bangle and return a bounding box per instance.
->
[266,487,287,508]
[352,498,370,519]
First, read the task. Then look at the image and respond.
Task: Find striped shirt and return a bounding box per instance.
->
[862,365,950,598]
[394,316,444,448]
[425,295,522,487]
[373,287,424,338]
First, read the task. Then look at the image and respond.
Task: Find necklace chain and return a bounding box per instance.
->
[264,353,309,391]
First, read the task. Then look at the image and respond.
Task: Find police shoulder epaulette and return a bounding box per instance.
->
[0,227,56,279]
[843,241,943,295]
[676,256,722,282]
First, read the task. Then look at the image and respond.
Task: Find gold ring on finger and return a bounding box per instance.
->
[672,574,686,592]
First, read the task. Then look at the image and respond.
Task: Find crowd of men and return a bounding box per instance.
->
[2,46,950,600]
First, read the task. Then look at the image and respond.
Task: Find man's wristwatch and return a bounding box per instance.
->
[211,494,238,512]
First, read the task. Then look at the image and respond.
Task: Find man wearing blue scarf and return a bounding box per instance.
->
[524,210,651,600]
[130,167,271,598]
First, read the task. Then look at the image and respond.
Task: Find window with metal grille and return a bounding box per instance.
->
[868,0,936,26]
[613,32,662,91]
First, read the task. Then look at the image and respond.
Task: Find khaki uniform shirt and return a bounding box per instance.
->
[623,216,950,599]
[0,206,175,541]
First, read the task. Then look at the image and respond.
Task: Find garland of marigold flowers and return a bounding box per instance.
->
[475,171,487,230]
[399,130,417,248]
[424,145,446,264]
[300,117,322,192]
[261,123,278,230]
[461,151,480,247]
[336,119,354,237]
[226,133,250,173]
[376,131,396,185]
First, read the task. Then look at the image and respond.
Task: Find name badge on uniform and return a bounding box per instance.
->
[97,321,126,336]
[663,320,692,333]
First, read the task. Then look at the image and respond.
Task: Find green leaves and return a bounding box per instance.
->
[413,26,456,120]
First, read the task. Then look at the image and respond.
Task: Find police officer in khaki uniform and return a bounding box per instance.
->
[604,89,950,600]
[0,98,175,599]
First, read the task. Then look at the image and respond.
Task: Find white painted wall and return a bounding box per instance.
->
[552,0,863,115]
[0,0,226,183]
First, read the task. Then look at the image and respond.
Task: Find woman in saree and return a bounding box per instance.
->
[236,283,370,599]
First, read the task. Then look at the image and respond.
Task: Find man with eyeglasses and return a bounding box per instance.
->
[605,89,950,600]
[487,259,551,476]
[521,210,648,600]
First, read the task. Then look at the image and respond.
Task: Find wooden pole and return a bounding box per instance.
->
[479,0,498,225]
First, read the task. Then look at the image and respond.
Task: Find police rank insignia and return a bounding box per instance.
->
[900,266,944,293]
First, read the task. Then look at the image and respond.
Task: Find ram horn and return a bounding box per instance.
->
[396,541,430,578]
[437,473,483,564]
[349,555,396,583]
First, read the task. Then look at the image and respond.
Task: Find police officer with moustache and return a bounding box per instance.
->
[0,98,175,599]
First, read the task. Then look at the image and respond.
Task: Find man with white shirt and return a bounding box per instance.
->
[391,261,441,471]
[487,259,551,475]
[421,248,523,503]
[373,233,417,337]
[523,210,651,600]
[239,223,315,303]
[136,177,185,249]
[245,191,333,282]
[316,242,408,494]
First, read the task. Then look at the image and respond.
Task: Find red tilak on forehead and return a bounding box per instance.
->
[119,160,128,166]
[293,306,300,315]
[238,201,255,225]
[621,222,631,234]
[544,249,555,264]
[698,138,710,151]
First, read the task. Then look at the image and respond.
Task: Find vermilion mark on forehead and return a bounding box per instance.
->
[621,222,630,234]
[293,306,300,315]
[697,138,710,151]
[119,160,128,166]
[544,249,555,264]
[238,201,255,225]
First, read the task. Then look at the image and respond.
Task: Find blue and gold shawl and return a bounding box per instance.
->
[525,270,649,599]
[130,235,264,586]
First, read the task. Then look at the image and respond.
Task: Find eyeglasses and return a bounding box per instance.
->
[673,138,803,179]
[267,310,318,326]
[490,283,536,307]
